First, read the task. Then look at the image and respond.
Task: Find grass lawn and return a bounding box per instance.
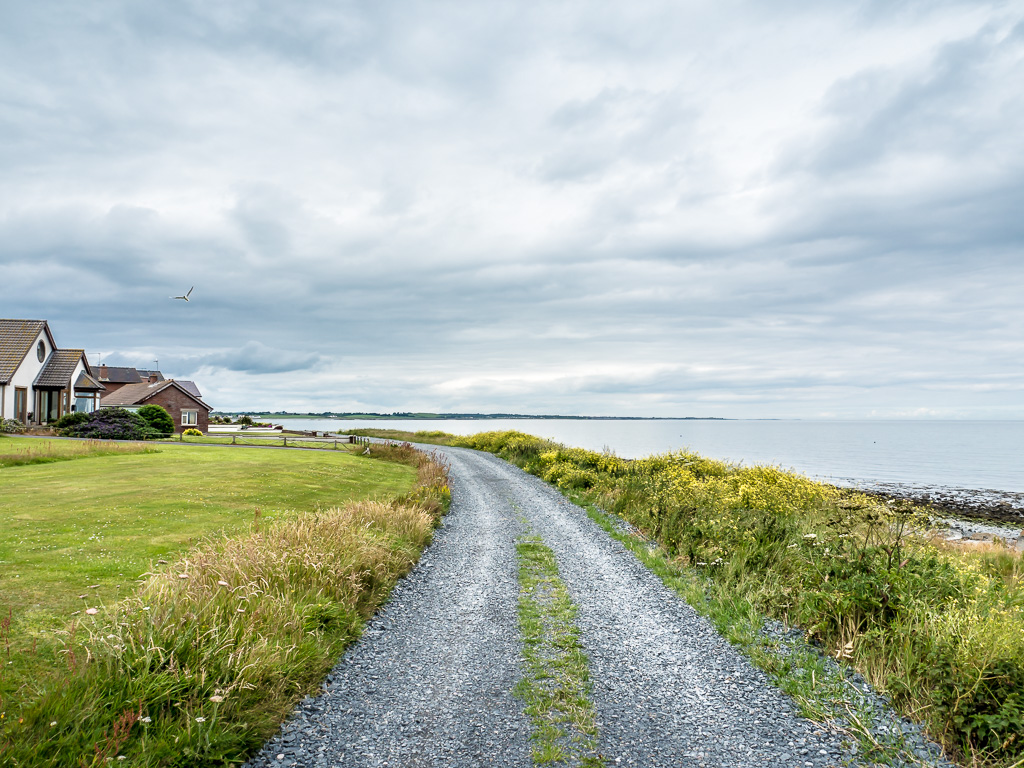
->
[0,436,157,467]
[0,437,417,714]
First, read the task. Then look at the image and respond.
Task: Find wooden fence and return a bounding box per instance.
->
[177,433,371,449]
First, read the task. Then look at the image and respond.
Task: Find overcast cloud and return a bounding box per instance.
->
[1,1,1021,417]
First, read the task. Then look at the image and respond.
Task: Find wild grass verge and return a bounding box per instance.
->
[347,428,454,446]
[453,431,1024,768]
[0,438,157,468]
[515,533,603,767]
[582,502,947,767]
[0,450,450,767]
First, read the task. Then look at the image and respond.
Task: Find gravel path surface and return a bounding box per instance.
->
[246,445,946,768]
[244,447,532,768]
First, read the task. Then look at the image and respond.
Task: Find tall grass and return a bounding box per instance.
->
[454,431,1024,768]
[0,451,450,767]
[0,439,157,468]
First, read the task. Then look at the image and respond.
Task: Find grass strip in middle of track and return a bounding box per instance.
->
[515,534,604,767]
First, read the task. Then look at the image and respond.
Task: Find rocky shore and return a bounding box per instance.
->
[838,479,1024,549]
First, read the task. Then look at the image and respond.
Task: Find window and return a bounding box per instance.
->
[37,340,46,362]
[182,410,198,426]
[14,387,27,422]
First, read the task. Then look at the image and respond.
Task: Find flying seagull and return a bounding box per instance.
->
[172,286,194,302]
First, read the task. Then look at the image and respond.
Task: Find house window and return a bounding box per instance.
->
[14,387,27,423]
[37,340,46,362]
[182,410,198,426]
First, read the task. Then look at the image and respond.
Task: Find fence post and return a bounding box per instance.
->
[232,435,236,445]
[283,437,287,447]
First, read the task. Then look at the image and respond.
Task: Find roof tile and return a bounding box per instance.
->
[0,319,47,384]
[100,379,210,410]
[97,366,142,384]
[35,349,87,388]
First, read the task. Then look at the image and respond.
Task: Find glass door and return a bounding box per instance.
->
[40,391,61,423]
[14,387,27,423]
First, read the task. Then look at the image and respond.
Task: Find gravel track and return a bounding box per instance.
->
[246,445,945,768]
[245,447,531,767]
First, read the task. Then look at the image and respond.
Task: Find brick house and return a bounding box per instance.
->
[0,319,105,425]
[94,366,141,395]
[100,378,211,434]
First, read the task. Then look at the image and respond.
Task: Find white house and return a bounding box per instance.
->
[0,319,104,426]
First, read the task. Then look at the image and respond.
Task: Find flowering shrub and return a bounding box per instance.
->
[61,408,159,441]
[54,411,90,432]
[182,428,203,436]
[0,417,26,434]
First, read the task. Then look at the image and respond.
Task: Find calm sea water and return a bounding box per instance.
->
[273,418,1024,494]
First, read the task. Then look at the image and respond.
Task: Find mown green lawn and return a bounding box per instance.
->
[0,437,416,712]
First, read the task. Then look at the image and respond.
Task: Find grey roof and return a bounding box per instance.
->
[100,380,173,406]
[100,379,210,410]
[0,319,49,384]
[136,369,165,381]
[97,366,142,384]
[35,349,88,388]
[177,380,202,398]
[74,370,106,392]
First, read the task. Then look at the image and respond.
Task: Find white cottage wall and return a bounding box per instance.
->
[70,357,97,413]
[9,328,52,424]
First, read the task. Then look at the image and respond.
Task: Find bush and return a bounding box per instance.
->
[54,412,90,432]
[182,428,203,436]
[137,404,175,437]
[0,417,26,434]
[63,408,159,441]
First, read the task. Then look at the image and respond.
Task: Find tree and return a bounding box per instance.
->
[137,404,175,437]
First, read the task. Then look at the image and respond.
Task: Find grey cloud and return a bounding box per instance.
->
[200,341,322,374]
[541,88,698,182]
[229,185,298,260]
[1,1,1022,418]
[794,22,1023,177]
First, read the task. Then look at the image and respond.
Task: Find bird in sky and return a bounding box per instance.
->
[172,286,194,302]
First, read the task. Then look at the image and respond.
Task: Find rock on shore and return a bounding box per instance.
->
[844,480,1024,549]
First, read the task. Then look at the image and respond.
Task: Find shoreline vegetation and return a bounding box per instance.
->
[364,428,1022,768]
[346,428,1024,528]
[0,437,450,767]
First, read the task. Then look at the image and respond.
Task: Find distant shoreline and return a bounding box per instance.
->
[222,413,731,421]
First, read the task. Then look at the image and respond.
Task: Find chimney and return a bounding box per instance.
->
[100,364,108,379]
[149,373,158,383]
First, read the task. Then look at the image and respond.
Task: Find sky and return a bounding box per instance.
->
[1,1,1022,419]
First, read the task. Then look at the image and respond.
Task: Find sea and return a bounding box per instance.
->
[269,418,1024,498]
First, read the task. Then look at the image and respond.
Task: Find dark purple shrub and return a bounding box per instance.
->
[63,408,159,440]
